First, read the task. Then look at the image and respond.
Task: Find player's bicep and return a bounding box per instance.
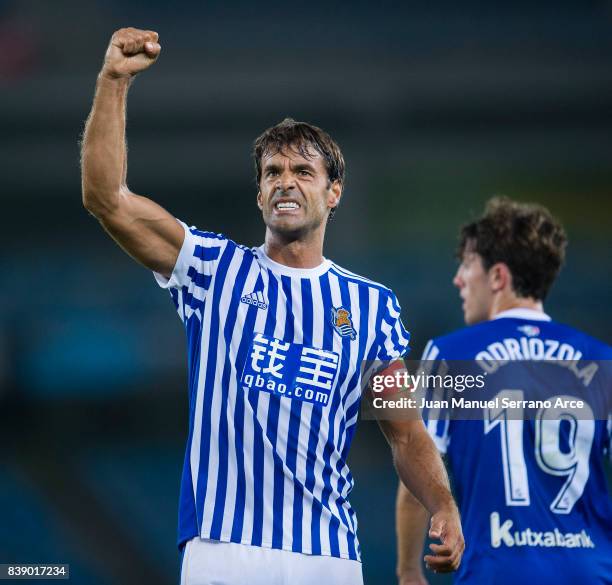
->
[96,189,184,277]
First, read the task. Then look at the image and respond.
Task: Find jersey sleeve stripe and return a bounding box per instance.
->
[187,266,213,290]
[194,245,221,261]
[188,227,225,239]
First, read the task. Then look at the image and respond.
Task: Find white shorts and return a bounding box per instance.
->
[180,537,364,585]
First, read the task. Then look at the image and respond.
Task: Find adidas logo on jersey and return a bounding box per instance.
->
[241,290,268,310]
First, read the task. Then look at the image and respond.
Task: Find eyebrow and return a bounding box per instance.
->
[263,163,282,174]
[262,162,319,174]
[292,163,317,173]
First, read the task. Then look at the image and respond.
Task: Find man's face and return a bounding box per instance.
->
[453,247,493,325]
[257,146,341,239]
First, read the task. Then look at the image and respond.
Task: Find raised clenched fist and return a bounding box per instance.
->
[101,27,161,79]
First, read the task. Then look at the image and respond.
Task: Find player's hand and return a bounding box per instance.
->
[424,505,465,573]
[398,569,429,585]
[101,27,161,79]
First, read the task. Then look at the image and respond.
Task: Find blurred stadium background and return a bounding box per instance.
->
[1,0,611,583]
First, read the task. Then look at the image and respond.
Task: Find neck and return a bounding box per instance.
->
[264,227,326,268]
[489,294,544,319]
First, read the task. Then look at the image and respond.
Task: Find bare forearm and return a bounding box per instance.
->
[391,423,464,575]
[78,29,183,276]
[380,417,464,575]
[392,424,454,515]
[396,482,429,580]
[81,74,131,216]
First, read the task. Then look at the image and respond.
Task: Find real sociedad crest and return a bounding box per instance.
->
[331,306,357,340]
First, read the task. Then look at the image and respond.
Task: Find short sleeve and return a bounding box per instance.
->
[419,339,451,454]
[375,290,411,361]
[153,221,228,322]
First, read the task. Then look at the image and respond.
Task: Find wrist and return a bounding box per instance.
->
[429,493,457,516]
[98,69,133,85]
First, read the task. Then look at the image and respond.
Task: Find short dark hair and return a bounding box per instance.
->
[458,196,567,301]
[252,118,345,220]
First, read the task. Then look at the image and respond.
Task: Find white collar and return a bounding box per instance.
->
[256,245,332,278]
[492,308,551,322]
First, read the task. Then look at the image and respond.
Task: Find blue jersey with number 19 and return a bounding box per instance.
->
[422,308,612,585]
[154,222,410,561]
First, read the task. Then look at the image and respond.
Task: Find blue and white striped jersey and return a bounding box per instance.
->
[155,222,410,561]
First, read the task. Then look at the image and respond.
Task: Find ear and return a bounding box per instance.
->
[327,180,342,212]
[488,262,511,293]
[257,191,263,210]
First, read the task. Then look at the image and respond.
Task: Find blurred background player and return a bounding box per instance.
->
[396,197,612,585]
[80,28,463,585]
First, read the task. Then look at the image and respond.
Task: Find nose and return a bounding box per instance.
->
[453,267,463,289]
[276,169,296,192]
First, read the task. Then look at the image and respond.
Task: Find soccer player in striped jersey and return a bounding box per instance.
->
[81,27,464,585]
[396,197,612,585]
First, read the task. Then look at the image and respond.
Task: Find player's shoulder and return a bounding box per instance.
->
[543,319,612,358]
[428,317,612,360]
[186,224,254,255]
[187,225,227,241]
[328,261,397,297]
[426,321,496,359]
